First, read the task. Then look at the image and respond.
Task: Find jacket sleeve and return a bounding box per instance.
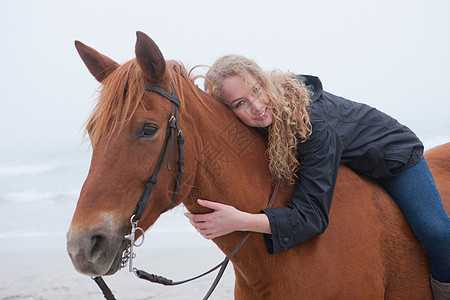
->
[261,120,343,254]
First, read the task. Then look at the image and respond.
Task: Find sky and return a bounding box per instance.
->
[1,0,449,162]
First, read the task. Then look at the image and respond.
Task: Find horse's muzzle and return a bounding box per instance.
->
[66,218,127,276]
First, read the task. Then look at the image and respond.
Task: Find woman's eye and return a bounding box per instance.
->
[234,100,244,109]
[140,125,158,137]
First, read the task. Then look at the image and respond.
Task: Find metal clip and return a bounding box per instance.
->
[123,215,145,272]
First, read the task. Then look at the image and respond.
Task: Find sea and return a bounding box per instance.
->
[0,146,210,254]
[0,134,448,254]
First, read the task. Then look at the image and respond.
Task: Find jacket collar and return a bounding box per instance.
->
[296,74,323,102]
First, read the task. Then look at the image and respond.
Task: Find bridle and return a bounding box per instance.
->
[121,83,185,273]
[133,83,185,219]
[91,81,280,300]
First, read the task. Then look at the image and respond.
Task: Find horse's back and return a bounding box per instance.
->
[333,142,450,299]
[332,166,431,299]
[235,145,450,299]
[425,142,450,211]
[337,143,450,299]
[246,166,429,299]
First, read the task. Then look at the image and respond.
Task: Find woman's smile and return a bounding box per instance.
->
[255,107,268,120]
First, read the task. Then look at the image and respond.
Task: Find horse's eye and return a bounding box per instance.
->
[141,125,158,137]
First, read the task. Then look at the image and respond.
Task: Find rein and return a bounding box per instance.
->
[91,82,281,300]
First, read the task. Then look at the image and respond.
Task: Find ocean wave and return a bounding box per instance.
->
[0,231,67,238]
[0,228,195,239]
[0,161,87,177]
[1,189,80,203]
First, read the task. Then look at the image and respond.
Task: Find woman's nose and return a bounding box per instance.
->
[249,97,263,113]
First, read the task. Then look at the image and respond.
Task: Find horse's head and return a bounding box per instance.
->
[67,32,197,276]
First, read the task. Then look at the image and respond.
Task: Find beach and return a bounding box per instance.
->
[0,150,234,300]
[0,234,235,300]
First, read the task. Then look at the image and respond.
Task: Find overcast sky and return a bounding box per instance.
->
[1,0,449,161]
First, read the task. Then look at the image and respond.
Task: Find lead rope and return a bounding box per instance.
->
[92,277,116,300]
[92,180,280,300]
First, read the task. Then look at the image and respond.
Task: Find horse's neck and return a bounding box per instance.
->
[180,87,290,282]
[181,88,274,213]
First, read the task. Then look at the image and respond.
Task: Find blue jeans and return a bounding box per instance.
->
[377,157,450,282]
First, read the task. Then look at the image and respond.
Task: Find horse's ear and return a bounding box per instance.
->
[74,40,119,83]
[135,31,166,82]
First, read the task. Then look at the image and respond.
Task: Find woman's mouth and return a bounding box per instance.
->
[255,107,268,120]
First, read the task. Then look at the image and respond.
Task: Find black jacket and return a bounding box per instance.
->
[262,75,423,255]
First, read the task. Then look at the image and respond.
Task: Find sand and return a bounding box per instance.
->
[0,235,235,300]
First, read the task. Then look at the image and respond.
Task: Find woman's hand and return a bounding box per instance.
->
[184,199,271,239]
[184,199,244,239]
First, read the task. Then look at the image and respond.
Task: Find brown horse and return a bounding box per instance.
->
[67,31,450,299]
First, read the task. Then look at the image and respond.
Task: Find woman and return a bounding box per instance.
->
[184,55,450,298]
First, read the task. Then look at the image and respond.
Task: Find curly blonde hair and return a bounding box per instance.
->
[204,55,312,184]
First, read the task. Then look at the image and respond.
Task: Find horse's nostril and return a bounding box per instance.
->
[90,234,107,260]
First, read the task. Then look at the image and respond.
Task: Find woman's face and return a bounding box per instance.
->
[220,75,273,128]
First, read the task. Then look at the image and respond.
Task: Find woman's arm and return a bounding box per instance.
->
[185,120,343,255]
[184,199,271,239]
[261,119,343,254]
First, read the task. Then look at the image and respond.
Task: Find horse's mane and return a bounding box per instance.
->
[85,59,208,147]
